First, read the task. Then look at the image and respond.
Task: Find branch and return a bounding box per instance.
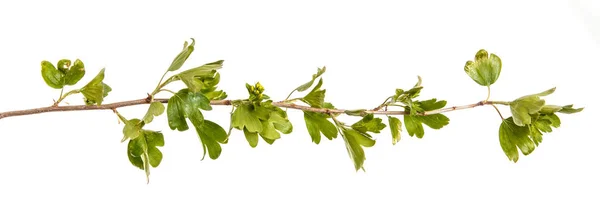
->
[0,97,508,120]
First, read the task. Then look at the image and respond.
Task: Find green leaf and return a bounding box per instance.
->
[388,116,402,145]
[195,120,227,160]
[464,49,502,86]
[304,111,338,144]
[122,118,143,142]
[57,59,71,73]
[231,103,263,133]
[142,102,165,124]
[340,128,376,171]
[166,89,212,131]
[404,115,424,138]
[167,38,195,71]
[558,105,584,114]
[41,61,65,89]
[499,117,535,162]
[64,59,86,85]
[127,130,164,183]
[301,78,326,107]
[80,68,111,105]
[418,98,447,111]
[540,104,584,114]
[294,67,326,92]
[510,87,555,126]
[176,60,224,93]
[259,110,293,144]
[417,114,450,129]
[243,128,259,148]
[351,114,386,134]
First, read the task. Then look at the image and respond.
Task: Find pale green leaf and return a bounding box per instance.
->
[168,38,195,71]
[143,102,165,124]
[464,49,502,86]
[388,116,402,145]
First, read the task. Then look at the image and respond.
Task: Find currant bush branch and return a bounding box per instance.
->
[0,39,583,183]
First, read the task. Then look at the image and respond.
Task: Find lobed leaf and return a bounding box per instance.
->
[127,130,165,183]
[351,114,386,134]
[510,87,555,126]
[80,68,111,105]
[41,61,65,89]
[464,49,502,86]
[304,111,338,144]
[142,102,165,124]
[167,38,195,71]
[294,67,326,92]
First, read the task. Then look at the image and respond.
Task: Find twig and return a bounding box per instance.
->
[0,98,509,120]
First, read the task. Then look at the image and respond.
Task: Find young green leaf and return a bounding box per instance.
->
[176,60,224,93]
[464,49,502,86]
[80,68,111,105]
[258,110,293,144]
[294,67,326,92]
[388,116,402,145]
[122,118,143,142]
[167,38,195,71]
[41,61,65,89]
[340,128,376,171]
[231,103,263,133]
[127,130,164,183]
[195,120,227,160]
[64,59,86,85]
[404,115,425,138]
[301,78,326,107]
[57,59,71,73]
[304,111,338,144]
[142,102,165,124]
[351,114,386,134]
[166,88,212,131]
[243,128,259,148]
[510,87,555,126]
[498,117,535,162]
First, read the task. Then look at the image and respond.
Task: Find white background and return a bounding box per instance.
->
[0,0,598,209]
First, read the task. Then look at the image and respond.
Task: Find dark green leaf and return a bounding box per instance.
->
[143,102,165,124]
[195,120,227,160]
[304,111,338,144]
[166,89,211,131]
[168,38,195,71]
[294,67,326,92]
[127,130,164,183]
[464,49,502,86]
[64,59,86,85]
[41,61,65,89]
[388,116,402,145]
[57,59,71,73]
[510,87,555,126]
[81,68,110,105]
[351,114,386,134]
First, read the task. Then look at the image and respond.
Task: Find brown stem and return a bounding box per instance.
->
[0,98,507,120]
